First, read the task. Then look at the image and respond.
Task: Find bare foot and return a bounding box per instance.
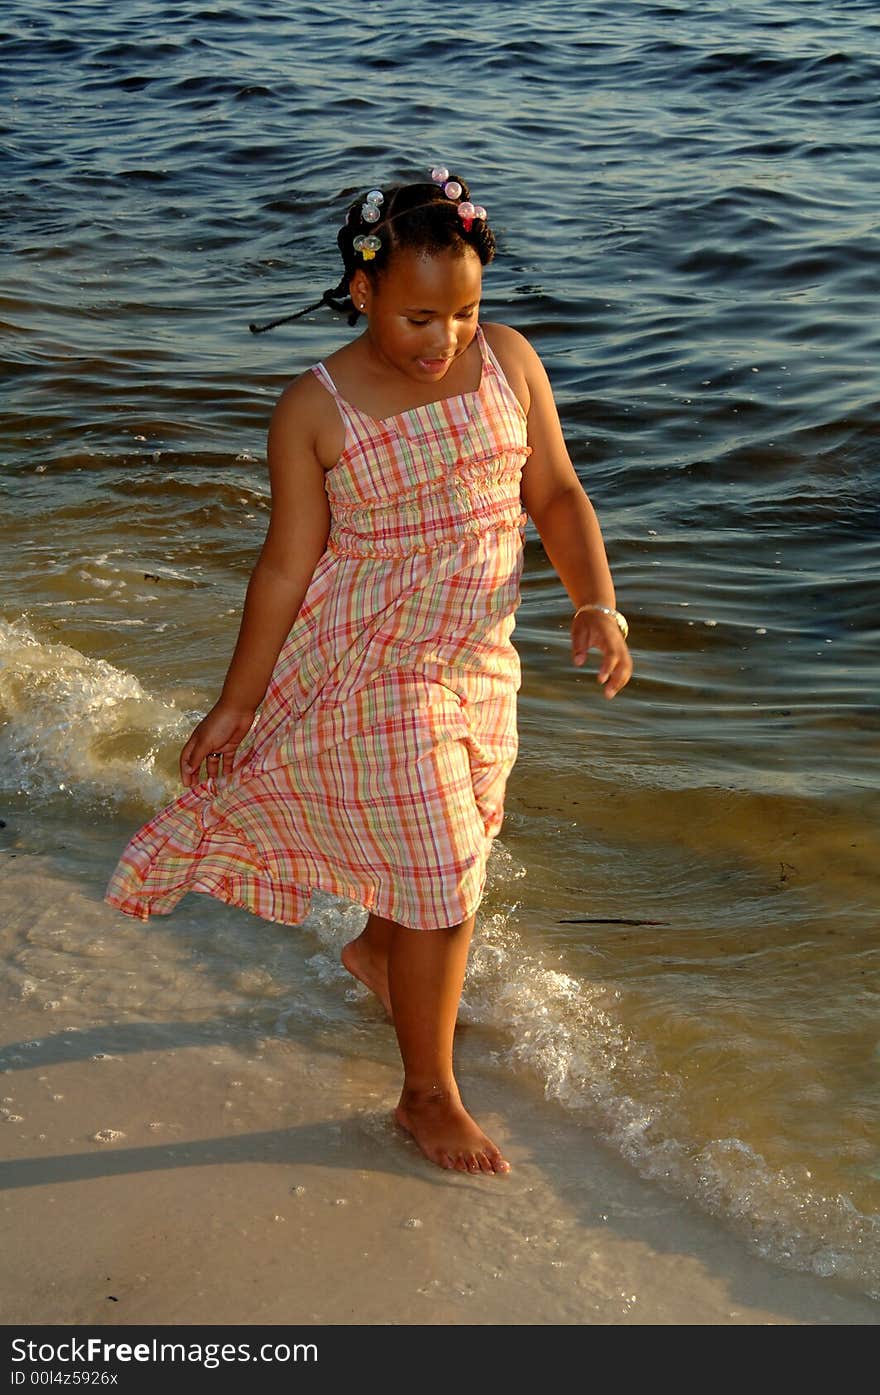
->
[395,1083,511,1175]
[341,934,392,1016]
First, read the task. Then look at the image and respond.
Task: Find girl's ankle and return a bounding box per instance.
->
[400,1078,459,1105]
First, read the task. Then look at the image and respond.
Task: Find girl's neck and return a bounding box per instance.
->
[329,326,484,419]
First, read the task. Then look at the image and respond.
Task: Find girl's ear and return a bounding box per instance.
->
[349,268,370,310]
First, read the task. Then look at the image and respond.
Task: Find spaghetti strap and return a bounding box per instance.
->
[476,323,502,379]
[475,323,529,426]
[311,361,341,396]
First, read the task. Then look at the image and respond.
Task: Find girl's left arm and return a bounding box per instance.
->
[484,323,633,699]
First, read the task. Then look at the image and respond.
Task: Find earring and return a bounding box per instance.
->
[360,302,366,310]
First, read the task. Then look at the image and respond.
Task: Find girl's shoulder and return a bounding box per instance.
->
[269,364,346,472]
[481,320,546,377]
[481,321,546,414]
[481,320,531,355]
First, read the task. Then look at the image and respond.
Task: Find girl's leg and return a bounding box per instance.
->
[389,914,510,1175]
[340,912,394,1015]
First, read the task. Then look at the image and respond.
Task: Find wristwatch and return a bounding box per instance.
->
[573,603,629,641]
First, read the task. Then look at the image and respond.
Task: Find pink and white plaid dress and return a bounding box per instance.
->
[105,324,530,930]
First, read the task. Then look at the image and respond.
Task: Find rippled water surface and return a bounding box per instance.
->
[2,0,879,1299]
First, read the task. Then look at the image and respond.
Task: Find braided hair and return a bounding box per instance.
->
[250,175,495,333]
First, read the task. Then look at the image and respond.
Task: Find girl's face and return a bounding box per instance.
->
[352,246,483,384]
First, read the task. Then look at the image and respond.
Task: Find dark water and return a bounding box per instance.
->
[2,1,879,1299]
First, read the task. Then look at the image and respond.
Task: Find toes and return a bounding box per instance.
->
[438,1145,510,1175]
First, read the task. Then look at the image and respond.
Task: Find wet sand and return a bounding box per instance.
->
[0,873,876,1327]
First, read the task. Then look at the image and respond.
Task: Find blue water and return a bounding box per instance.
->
[2,0,878,1301]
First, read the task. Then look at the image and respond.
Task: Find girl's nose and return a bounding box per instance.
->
[431,324,458,355]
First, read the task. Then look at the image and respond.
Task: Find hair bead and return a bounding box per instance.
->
[353,233,381,260]
[456,200,475,231]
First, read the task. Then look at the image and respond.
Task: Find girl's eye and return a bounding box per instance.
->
[406,311,476,326]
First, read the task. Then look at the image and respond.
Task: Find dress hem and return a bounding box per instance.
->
[103,870,486,934]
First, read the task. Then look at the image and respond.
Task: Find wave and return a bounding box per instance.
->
[0,618,191,810]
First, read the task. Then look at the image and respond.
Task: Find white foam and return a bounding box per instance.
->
[0,616,193,807]
[466,917,880,1294]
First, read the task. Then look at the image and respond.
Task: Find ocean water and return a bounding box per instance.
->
[2,0,878,1299]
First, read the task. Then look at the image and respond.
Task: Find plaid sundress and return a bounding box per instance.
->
[105,324,531,930]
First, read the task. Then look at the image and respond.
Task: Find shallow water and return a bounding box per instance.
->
[2,0,878,1298]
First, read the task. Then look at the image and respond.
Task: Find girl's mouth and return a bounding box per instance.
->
[417,357,453,373]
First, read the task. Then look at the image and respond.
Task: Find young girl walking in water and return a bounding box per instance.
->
[106,169,632,1176]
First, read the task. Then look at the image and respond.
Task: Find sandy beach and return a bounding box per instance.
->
[1,858,876,1328]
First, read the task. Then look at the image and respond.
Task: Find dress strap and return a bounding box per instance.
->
[311,361,341,397]
[475,322,528,424]
[475,322,504,382]
[475,322,490,371]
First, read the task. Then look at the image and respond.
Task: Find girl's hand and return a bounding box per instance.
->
[571,609,633,699]
[179,701,256,788]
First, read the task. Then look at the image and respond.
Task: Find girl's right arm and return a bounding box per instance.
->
[180,374,334,787]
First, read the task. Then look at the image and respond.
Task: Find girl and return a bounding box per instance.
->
[105,169,632,1176]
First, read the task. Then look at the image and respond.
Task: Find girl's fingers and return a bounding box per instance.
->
[182,741,239,785]
[597,649,615,683]
[574,631,621,678]
[600,651,633,698]
[181,736,212,784]
[179,708,252,785]
[571,627,633,698]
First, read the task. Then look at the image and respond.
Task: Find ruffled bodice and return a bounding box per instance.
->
[315,327,530,560]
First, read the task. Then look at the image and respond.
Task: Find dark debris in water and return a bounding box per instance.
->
[557,917,670,925]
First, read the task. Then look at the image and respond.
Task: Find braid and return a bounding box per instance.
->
[249,172,495,333]
[248,276,352,335]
